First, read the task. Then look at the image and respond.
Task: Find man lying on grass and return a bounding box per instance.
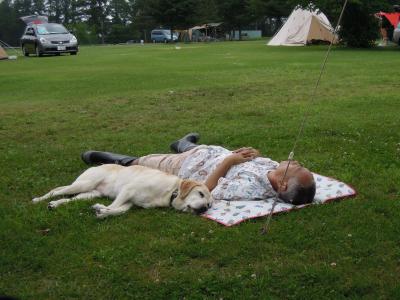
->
[81,133,316,205]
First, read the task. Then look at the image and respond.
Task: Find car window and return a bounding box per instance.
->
[162,31,175,36]
[36,24,69,35]
[36,25,48,35]
[152,31,162,35]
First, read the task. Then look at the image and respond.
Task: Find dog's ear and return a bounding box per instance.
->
[179,180,201,199]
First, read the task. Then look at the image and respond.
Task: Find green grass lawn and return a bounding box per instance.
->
[1,41,399,299]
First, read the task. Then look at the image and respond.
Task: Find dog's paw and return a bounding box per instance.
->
[95,211,107,219]
[48,201,57,210]
[32,197,41,203]
[92,203,106,211]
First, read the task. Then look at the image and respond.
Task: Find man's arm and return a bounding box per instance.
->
[204,152,255,191]
[232,147,260,158]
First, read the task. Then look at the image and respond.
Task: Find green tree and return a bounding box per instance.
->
[84,0,110,43]
[249,0,292,36]
[194,0,219,24]
[340,2,379,47]
[61,0,84,24]
[131,0,157,41]
[249,0,291,19]
[109,0,132,25]
[0,0,20,45]
[69,22,98,44]
[145,0,198,41]
[216,0,256,40]
[32,0,46,15]
[47,0,62,22]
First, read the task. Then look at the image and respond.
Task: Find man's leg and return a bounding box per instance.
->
[81,132,200,166]
[170,132,200,153]
[81,151,137,166]
[134,149,198,175]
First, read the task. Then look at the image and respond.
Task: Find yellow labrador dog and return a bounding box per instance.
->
[32,164,213,218]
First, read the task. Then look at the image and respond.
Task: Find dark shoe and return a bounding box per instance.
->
[81,151,137,166]
[170,132,200,153]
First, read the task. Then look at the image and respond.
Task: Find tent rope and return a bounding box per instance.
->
[0,39,20,57]
[261,0,349,235]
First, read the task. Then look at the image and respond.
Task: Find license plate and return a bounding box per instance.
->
[57,46,66,51]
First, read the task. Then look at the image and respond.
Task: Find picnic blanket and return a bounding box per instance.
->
[202,173,356,226]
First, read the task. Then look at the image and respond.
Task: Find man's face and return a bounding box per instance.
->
[275,160,314,187]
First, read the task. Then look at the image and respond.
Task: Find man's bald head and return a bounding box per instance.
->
[268,161,316,205]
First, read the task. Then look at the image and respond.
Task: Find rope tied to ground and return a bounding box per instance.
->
[261,0,349,235]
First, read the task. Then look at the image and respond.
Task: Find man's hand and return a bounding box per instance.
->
[225,152,254,166]
[204,148,259,192]
[232,147,260,159]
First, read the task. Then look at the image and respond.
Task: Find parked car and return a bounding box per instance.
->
[393,23,400,45]
[21,22,78,57]
[151,29,178,43]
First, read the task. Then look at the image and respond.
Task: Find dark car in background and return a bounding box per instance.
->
[20,20,78,57]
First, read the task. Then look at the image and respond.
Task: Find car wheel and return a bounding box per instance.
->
[22,45,29,57]
[70,52,77,55]
[35,45,43,57]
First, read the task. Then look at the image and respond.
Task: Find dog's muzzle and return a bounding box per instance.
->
[193,206,208,215]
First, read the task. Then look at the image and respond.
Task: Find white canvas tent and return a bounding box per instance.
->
[268,7,337,46]
[0,45,8,60]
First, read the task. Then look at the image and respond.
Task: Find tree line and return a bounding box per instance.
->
[0,0,398,47]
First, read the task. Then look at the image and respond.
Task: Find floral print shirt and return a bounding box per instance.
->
[178,146,279,201]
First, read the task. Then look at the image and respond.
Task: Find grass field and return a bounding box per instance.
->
[1,41,399,299]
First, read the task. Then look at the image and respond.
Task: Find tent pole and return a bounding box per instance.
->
[261,0,349,235]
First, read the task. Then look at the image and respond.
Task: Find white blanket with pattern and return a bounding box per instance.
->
[202,173,356,226]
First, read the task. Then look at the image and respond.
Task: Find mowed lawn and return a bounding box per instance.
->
[0,41,399,299]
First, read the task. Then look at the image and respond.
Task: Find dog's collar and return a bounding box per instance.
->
[170,189,179,206]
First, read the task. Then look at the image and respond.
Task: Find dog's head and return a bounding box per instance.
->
[172,179,213,214]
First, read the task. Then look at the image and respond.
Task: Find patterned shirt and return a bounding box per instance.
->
[178,146,279,201]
